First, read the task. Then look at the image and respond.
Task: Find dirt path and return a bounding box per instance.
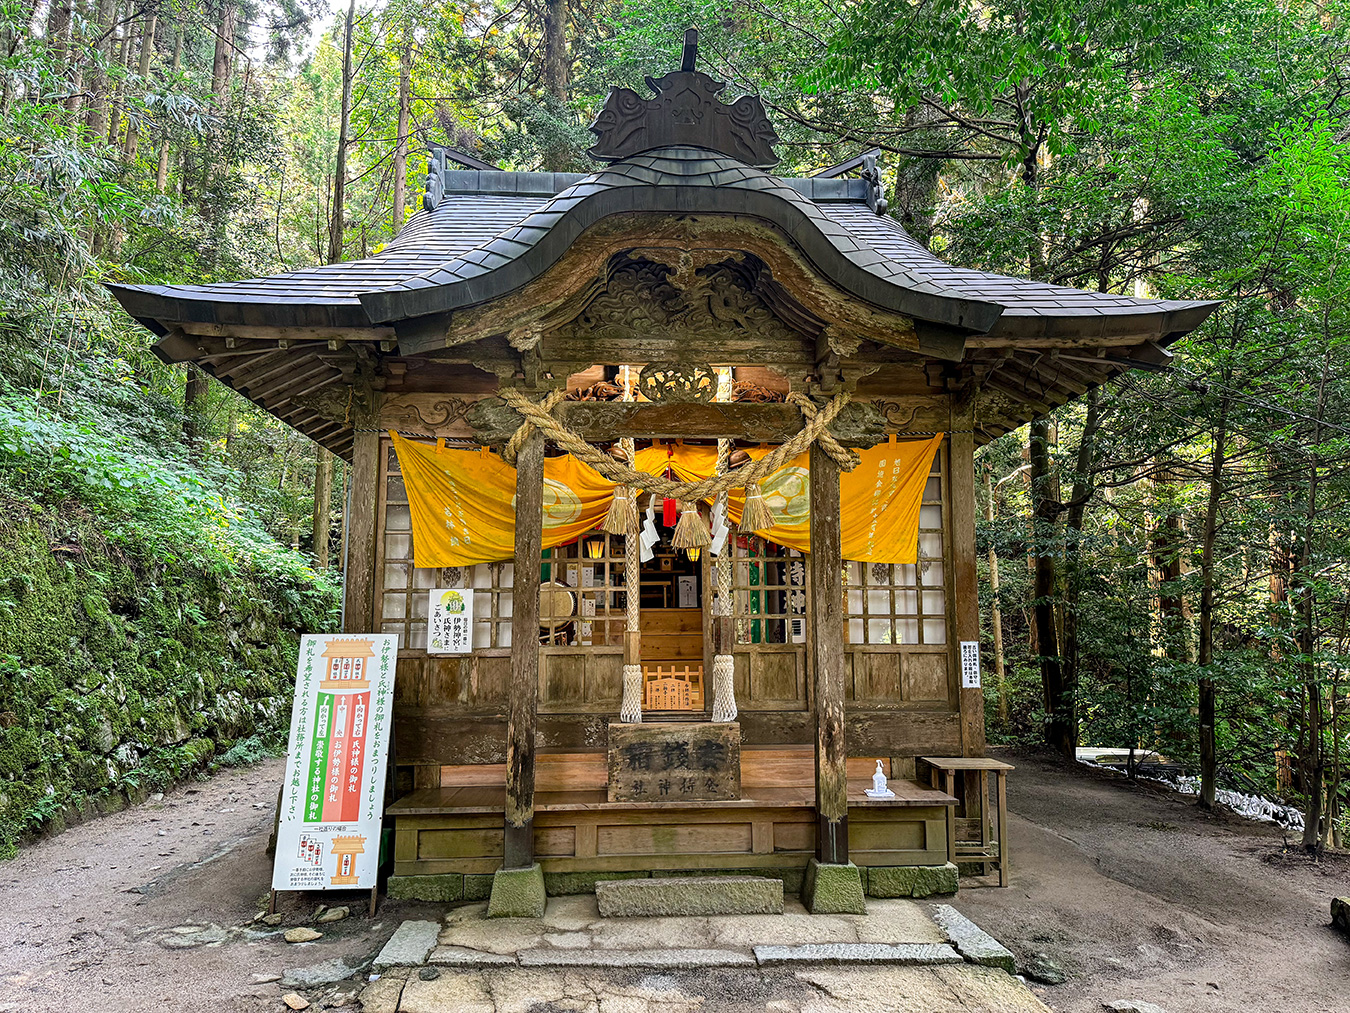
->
[2,751,1346,1012]
[956,750,1350,1012]
[0,759,409,1013]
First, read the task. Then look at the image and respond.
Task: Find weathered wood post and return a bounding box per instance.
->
[504,430,543,868]
[342,394,380,633]
[950,413,988,825]
[490,426,548,917]
[809,443,848,861]
[804,440,865,912]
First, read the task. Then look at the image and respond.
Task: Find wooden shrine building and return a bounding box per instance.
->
[109,33,1217,912]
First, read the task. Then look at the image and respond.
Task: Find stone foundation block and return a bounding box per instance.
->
[867,863,959,898]
[463,874,494,901]
[388,874,464,903]
[542,869,650,896]
[660,867,806,895]
[802,859,866,914]
[596,876,784,917]
[487,863,546,918]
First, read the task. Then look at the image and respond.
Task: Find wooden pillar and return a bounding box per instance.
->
[504,430,544,868]
[950,426,987,759]
[342,397,380,634]
[809,442,849,863]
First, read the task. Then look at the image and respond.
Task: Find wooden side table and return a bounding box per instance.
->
[918,756,1013,887]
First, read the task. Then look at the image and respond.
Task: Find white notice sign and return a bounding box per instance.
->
[960,640,981,689]
[427,588,474,654]
[272,634,397,892]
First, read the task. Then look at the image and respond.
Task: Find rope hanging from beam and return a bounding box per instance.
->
[497,387,861,498]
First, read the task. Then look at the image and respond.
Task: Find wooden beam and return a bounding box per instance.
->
[342,396,381,634]
[179,322,395,343]
[809,442,849,864]
[504,431,544,869]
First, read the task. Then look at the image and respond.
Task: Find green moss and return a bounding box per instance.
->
[0,510,339,859]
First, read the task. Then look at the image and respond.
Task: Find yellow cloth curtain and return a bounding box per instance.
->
[391,431,943,567]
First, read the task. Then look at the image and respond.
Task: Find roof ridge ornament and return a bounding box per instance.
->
[587,27,780,167]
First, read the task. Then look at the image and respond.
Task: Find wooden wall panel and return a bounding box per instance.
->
[904,652,949,702]
[541,654,586,708]
[587,653,623,708]
[854,652,902,702]
[597,822,754,857]
[749,650,804,706]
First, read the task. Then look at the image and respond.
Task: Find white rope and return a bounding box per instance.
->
[620,663,643,724]
[710,654,737,723]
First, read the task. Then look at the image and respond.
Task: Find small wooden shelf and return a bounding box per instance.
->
[918,756,1013,887]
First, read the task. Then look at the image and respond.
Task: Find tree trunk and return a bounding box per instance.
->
[1197,403,1229,809]
[104,16,131,146]
[391,18,413,231]
[183,365,205,453]
[312,448,332,568]
[121,15,155,162]
[1299,349,1331,852]
[1030,417,1069,755]
[1059,388,1102,760]
[984,467,1007,727]
[327,0,357,265]
[83,0,117,135]
[154,28,182,193]
[542,0,568,101]
[1151,469,1190,665]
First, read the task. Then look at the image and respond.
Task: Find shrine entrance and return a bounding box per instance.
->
[634,511,706,715]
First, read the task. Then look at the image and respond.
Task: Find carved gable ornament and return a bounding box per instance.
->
[588,30,779,166]
[552,255,813,351]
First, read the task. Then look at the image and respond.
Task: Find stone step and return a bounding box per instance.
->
[595,876,785,917]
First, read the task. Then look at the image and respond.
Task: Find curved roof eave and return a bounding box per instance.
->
[355,169,1006,336]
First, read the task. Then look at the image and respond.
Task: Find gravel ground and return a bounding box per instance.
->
[957,749,1350,1013]
[1,750,1344,1012]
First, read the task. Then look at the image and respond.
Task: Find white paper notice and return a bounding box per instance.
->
[960,640,981,689]
[272,634,398,892]
[427,588,475,654]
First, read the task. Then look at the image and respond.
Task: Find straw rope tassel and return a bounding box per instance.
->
[711,427,737,723]
[619,434,643,723]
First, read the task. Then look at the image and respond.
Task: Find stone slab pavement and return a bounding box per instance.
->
[355,895,1049,1012]
[363,964,1050,1013]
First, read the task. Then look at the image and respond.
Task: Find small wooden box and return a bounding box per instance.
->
[607,721,741,802]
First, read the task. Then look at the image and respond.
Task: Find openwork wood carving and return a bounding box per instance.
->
[637,362,717,403]
[588,70,779,167]
[552,255,814,357]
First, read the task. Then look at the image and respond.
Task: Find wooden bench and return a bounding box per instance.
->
[387,746,955,880]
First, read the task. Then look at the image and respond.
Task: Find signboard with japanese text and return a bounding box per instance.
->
[960,641,981,689]
[271,634,397,892]
[607,722,741,802]
[427,588,474,654]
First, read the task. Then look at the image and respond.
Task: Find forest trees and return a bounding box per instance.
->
[5,0,1350,847]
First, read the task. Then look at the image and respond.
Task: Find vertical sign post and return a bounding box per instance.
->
[272,634,398,911]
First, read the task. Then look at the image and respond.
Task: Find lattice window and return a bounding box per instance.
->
[730,536,807,646]
[845,444,948,645]
[377,439,515,651]
[539,534,629,647]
